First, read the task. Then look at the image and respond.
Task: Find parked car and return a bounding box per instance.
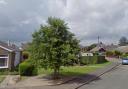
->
[122,58,128,65]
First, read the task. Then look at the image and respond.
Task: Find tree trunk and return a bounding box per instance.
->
[53,67,60,79]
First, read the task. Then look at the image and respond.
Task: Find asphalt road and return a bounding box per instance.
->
[79,64,128,89]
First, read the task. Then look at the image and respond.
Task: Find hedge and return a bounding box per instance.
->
[80,56,108,65]
[19,60,37,76]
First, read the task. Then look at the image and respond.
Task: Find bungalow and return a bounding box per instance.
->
[115,45,128,53]
[0,41,22,70]
[90,43,118,55]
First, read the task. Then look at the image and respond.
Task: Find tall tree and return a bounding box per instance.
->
[29,17,80,79]
[87,43,97,51]
[119,36,128,46]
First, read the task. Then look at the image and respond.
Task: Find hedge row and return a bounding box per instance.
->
[80,56,108,65]
[19,60,37,76]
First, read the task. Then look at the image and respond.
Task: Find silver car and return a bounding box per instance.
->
[122,58,128,65]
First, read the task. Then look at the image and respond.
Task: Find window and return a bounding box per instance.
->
[0,55,8,68]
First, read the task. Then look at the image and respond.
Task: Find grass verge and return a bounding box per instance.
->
[0,75,6,83]
[38,62,112,76]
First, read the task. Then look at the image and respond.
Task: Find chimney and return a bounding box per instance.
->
[8,40,11,46]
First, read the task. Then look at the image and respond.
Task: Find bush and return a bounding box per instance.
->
[22,51,29,61]
[80,56,108,65]
[114,50,122,57]
[19,59,37,76]
[106,51,114,57]
[122,53,128,58]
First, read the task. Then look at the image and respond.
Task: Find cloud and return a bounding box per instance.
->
[0,0,7,5]
[0,0,128,45]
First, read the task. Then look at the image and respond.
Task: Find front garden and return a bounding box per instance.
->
[38,62,111,76]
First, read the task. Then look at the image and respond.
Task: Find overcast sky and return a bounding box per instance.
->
[0,0,128,45]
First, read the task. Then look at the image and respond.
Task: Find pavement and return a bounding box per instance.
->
[79,64,128,89]
[0,57,120,89]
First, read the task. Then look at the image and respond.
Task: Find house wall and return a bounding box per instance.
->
[0,47,15,70]
[81,52,93,56]
[14,51,21,66]
[0,47,9,55]
[0,47,22,70]
[8,52,15,70]
[0,47,9,69]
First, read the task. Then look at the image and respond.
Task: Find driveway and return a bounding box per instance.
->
[79,64,128,89]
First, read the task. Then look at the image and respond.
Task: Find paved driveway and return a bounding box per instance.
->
[79,65,128,89]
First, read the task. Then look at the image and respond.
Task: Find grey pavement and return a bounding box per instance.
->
[79,64,128,89]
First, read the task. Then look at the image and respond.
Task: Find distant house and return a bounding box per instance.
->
[80,45,87,53]
[0,41,22,70]
[115,45,128,53]
[90,43,106,53]
[90,46,106,53]
[90,43,118,55]
[81,52,93,56]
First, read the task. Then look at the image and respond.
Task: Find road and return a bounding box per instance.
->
[79,64,128,89]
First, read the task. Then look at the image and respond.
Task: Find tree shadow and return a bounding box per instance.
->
[37,72,101,85]
[62,73,101,85]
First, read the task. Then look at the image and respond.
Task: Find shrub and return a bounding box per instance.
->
[106,51,114,57]
[19,59,37,76]
[114,50,122,57]
[22,51,29,61]
[122,53,128,58]
[80,56,107,65]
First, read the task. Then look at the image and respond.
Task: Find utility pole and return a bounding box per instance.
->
[98,36,100,45]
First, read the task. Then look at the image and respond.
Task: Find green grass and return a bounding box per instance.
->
[0,75,5,83]
[38,62,112,76]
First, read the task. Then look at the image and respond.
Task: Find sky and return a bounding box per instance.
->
[0,0,128,46]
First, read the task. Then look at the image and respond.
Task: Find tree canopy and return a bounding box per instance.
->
[119,36,128,46]
[29,17,80,79]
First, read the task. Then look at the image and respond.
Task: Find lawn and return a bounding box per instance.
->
[0,70,18,83]
[38,62,112,76]
[0,75,5,83]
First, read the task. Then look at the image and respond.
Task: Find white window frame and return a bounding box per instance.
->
[0,55,9,69]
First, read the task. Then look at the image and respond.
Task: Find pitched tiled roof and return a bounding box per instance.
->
[115,45,128,53]
[90,43,118,52]
[0,41,21,52]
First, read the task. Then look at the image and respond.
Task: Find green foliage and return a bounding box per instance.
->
[114,50,122,56]
[106,50,122,57]
[80,56,108,65]
[38,62,111,76]
[0,69,19,75]
[22,51,29,60]
[19,60,37,76]
[29,17,80,78]
[106,51,114,57]
[121,53,128,58]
